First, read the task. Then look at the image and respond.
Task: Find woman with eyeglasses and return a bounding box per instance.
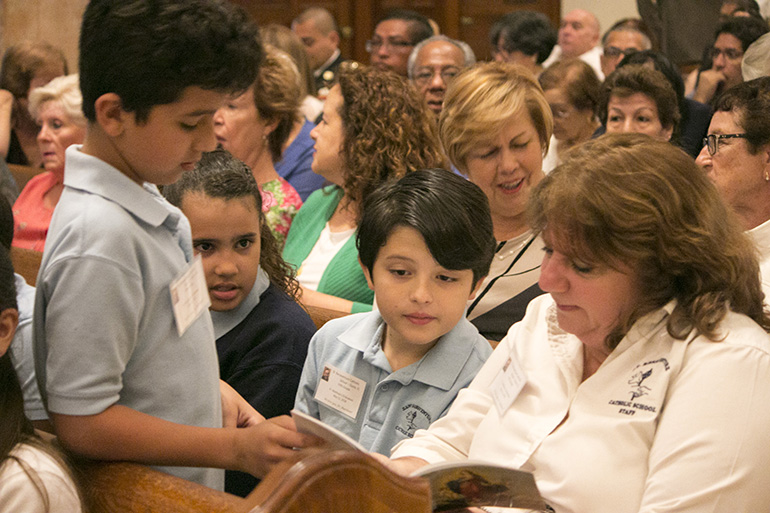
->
[696,77,770,299]
[386,134,770,513]
[439,62,552,343]
[539,59,601,172]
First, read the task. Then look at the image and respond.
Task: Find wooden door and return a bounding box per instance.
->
[229,0,560,65]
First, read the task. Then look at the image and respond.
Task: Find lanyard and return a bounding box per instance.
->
[467,235,538,316]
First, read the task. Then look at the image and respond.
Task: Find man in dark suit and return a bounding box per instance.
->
[292,7,343,100]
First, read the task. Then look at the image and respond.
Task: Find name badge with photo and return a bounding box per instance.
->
[490,355,527,416]
[314,364,366,420]
[169,255,211,337]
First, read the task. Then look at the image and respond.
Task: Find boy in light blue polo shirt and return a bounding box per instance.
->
[294,169,496,455]
[32,0,312,489]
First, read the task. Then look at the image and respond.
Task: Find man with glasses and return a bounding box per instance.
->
[600,21,652,78]
[692,17,768,105]
[407,36,475,116]
[367,9,433,76]
[696,77,770,297]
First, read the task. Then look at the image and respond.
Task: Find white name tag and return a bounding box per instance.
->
[490,355,527,416]
[314,364,366,420]
[169,255,211,336]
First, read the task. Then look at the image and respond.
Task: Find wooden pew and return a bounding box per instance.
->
[243,448,431,513]
[72,448,431,513]
[303,304,350,330]
[8,163,44,191]
[10,246,43,286]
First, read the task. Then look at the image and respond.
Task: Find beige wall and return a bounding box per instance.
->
[1,0,640,72]
[561,0,639,36]
[1,0,87,71]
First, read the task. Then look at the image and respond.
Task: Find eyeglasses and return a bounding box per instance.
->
[603,46,639,59]
[702,133,748,155]
[365,38,414,53]
[413,68,460,86]
[709,47,743,60]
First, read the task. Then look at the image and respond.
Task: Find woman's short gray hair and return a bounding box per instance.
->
[28,73,86,126]
[407,35,476,80]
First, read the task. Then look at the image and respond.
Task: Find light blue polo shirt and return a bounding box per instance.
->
[10,273,47,421]
[294,310,492,455]
[33,146,223,490]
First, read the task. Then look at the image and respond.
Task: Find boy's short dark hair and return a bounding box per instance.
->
[378,9,433,44]
[0,245,17,312]
[357,169,495,286]
[0,195,14,251]
[79,0,263,122]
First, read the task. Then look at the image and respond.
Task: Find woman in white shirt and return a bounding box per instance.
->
[387,134,770,513]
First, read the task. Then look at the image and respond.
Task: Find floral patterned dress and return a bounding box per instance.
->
[260,177,302,247]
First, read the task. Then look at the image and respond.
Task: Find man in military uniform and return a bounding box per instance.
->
[292,7,344,100]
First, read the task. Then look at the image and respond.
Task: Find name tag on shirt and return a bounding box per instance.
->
[314,364,366,420]
[170,255,211,336]
[490,355,526,416]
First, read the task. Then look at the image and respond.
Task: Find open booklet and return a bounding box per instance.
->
[290,410,547,512]
[291,409,366,451]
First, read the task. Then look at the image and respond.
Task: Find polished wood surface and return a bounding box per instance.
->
[304,303,350,330]
[74,460,246,513]
[8,163,44,191]
[244,448,432,513]
[10,246,42,286]
[72,448,430,513]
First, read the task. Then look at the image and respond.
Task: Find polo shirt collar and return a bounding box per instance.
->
[337,311,478,391]
[63,145,180,230]
[210,267,270,338]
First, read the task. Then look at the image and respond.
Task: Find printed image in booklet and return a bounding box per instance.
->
[290,409,366,452]
[412,461,547,512]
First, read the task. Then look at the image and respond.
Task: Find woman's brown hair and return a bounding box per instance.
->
[529,133,769,349]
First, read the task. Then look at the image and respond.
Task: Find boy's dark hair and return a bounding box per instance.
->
[79,0,263,122]
[490,11,557,64]
[0,195,14,250]
[163,148,299,300]
[378,9,433,44]
[357,169,495,286]
[715,16,769,52]
[0,245,16,312]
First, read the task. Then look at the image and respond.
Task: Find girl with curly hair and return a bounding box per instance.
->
[163,148,316,496]
[283,65,446,313]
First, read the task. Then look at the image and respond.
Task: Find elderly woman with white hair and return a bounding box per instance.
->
[12,74,85,251]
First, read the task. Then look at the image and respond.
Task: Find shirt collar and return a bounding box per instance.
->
[314,49,341,77]
[337,311,480,390]
[63,145,180,230]
[210,267,270,338]
[748,217,770,253]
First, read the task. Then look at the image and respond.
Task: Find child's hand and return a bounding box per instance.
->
[220,380,264,428]
[234,415,322,478]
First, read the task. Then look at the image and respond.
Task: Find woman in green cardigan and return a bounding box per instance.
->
[283,65,445,313]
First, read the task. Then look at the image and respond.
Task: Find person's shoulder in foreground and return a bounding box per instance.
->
[34,0,312,489]
[294,169,496,454]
